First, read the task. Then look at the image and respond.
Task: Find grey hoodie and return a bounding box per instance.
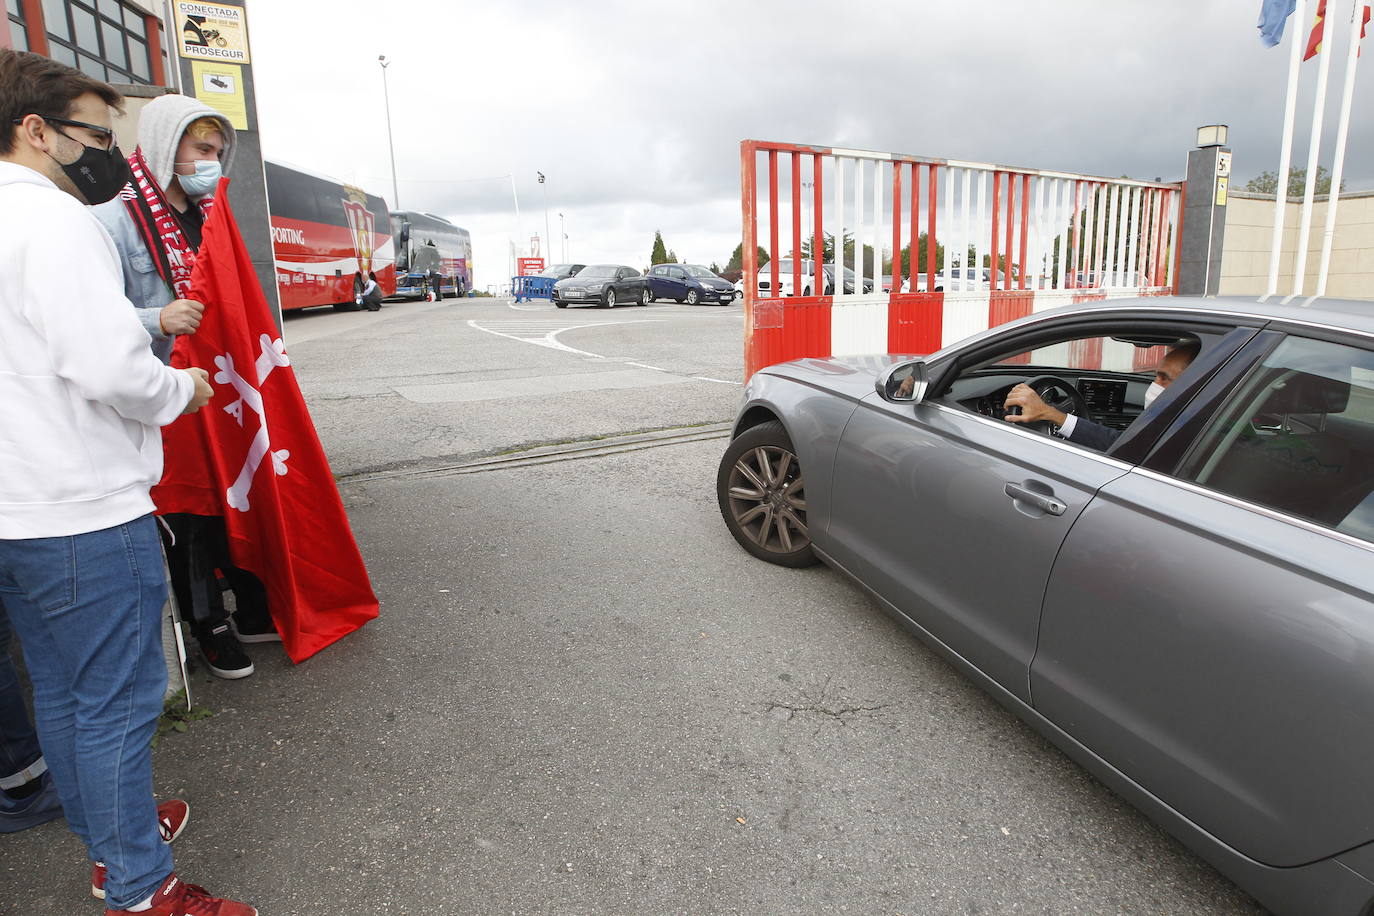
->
[91,95,238,362]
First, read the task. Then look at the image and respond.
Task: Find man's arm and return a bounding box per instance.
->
[24,203,195,426]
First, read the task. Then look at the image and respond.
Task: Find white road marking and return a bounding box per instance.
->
[467,318,661,359]
[468,316,742,386]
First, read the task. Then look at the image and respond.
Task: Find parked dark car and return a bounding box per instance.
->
[552,264,649,308]
[647,264,736,305]
[539,263,585,280]
[716,295,1374,916]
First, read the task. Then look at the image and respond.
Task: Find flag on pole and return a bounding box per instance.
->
[1259,0,1298,45]
[1305,0,1330,59]
[153,178,379,664]
[1305,0,1370,59]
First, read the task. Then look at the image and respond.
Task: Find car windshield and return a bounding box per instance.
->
[579,265,619,278]
[540,264,576,277]
[766,260,814,274]
[685,266,719,279]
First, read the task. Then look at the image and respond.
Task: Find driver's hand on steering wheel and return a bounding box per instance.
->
[1004,383,1068,427]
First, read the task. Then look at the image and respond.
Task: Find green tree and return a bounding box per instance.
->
[667,249,678,263]
[725,243,769,272]
[1245,166,1344,197]
[650,231,669,266]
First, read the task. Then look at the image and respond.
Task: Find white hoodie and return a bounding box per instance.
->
[0,161,193,539]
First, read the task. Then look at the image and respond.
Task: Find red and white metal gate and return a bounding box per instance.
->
[741,140,1184,378]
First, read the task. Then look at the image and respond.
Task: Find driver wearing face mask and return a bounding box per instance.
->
[1002,340,1200,451]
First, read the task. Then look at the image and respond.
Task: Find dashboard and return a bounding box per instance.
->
[947,371,1146,430]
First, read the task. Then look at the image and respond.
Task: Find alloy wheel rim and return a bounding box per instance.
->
[607,290,615,307]
[727,445,808,553]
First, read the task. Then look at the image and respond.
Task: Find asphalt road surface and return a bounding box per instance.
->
[0,296,1266,915]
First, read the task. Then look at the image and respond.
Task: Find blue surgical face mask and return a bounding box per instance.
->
[175,159,222,196]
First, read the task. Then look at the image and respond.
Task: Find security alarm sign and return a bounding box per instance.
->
[177,1,251,64]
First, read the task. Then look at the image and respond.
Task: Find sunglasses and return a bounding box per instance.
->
[10,115,118,155]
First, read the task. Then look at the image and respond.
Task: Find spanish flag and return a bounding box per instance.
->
[1305,0,1371,60]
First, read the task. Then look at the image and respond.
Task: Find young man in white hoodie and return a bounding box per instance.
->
[0,50,255,916]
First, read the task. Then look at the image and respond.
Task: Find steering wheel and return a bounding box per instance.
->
[1017,375,1089,436]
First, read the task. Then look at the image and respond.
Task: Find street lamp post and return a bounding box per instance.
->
[559,212,566,262]
[378,55,399,209]
[537,171,550,265]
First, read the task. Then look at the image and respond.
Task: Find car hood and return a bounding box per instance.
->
[555,276,608,286]
[758,353,926,399]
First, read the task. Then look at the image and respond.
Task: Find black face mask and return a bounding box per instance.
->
[52,142,131,205]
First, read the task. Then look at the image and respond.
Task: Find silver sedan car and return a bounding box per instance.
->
[716,296,1374,915]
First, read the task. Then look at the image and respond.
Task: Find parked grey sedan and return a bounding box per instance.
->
[716,296,1374,916]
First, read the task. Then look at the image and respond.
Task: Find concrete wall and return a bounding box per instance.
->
[1221,189,1374,300]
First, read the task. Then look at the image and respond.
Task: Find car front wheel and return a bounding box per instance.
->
[717,421,815,567]
[605,289,616,308]
[686,289,699,305]
[641,288,652,306]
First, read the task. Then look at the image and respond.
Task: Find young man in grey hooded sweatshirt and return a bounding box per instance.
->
[93,94,278,682]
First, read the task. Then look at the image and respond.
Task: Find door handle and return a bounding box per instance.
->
[1004,482,1067,516]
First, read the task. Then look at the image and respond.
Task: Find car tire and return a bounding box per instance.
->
[717,420,816,568]
[641,288,652,306]
[605,289,616,308]
[686,290,699,305]
[555,301,567,308]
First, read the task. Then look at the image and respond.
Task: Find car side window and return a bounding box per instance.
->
[1177,336,1374,542]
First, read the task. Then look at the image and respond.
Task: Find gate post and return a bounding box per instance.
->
[1177,126,1231,297]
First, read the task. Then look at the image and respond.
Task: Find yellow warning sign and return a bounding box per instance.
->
[176,1,250,64]
[1216,176,1229,206]
[191,61,248,130]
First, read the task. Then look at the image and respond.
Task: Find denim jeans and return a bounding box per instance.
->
[0,600,45,787]
[0,515,173,909]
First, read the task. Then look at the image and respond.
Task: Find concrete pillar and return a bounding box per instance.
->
[166,0,281,328]
[1177,139,1232,297]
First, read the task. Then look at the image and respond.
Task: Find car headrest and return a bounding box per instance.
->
[1265,370,1351,415]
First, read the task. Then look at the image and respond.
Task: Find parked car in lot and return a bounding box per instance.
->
[539,263,586,280]
[756,259,874,297]
[552,264,649,308]
[716,295,1374,916]
[647,264,736,305]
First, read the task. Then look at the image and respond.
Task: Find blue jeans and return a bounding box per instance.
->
[0,599,45,788]
[0,516,173,909]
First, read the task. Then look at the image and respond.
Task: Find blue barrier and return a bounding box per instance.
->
[513,275,556,302]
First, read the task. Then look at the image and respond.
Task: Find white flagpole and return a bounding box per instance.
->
[1263,0,1310,301]
[1313,0,1366,299]
[1285,0,1337,303]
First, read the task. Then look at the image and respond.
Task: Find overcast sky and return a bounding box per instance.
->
[243,0,1374,290]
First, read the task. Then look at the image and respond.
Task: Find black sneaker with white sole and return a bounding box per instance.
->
[197,624,254,679]
[229,611,281,644]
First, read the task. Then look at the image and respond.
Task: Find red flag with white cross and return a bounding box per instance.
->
[152,179,379,663]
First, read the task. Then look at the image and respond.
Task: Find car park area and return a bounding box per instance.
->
[3,294,1277,915]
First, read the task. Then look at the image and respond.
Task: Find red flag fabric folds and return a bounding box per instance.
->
[152,179,379,662]
[1305,0,1371,60]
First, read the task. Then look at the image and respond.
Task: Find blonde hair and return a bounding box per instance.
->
[185,116,224,142]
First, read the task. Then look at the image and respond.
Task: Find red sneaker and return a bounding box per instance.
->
[91,799,191,899]
[103,873,257,916]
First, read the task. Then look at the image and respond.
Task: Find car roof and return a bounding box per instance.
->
[1027,295,1374,338]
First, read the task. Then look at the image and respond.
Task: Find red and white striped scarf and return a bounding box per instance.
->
[120,146,214,299]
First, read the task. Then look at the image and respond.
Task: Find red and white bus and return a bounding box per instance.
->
[265,160,395,311]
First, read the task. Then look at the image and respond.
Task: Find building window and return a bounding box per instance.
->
[6,0,29,52]
[43,0,154,84]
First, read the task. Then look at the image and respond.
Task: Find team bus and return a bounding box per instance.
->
[389,210,472,298]
[265,160,396,311]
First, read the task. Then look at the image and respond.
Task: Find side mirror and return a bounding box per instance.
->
[876,360,929,403]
